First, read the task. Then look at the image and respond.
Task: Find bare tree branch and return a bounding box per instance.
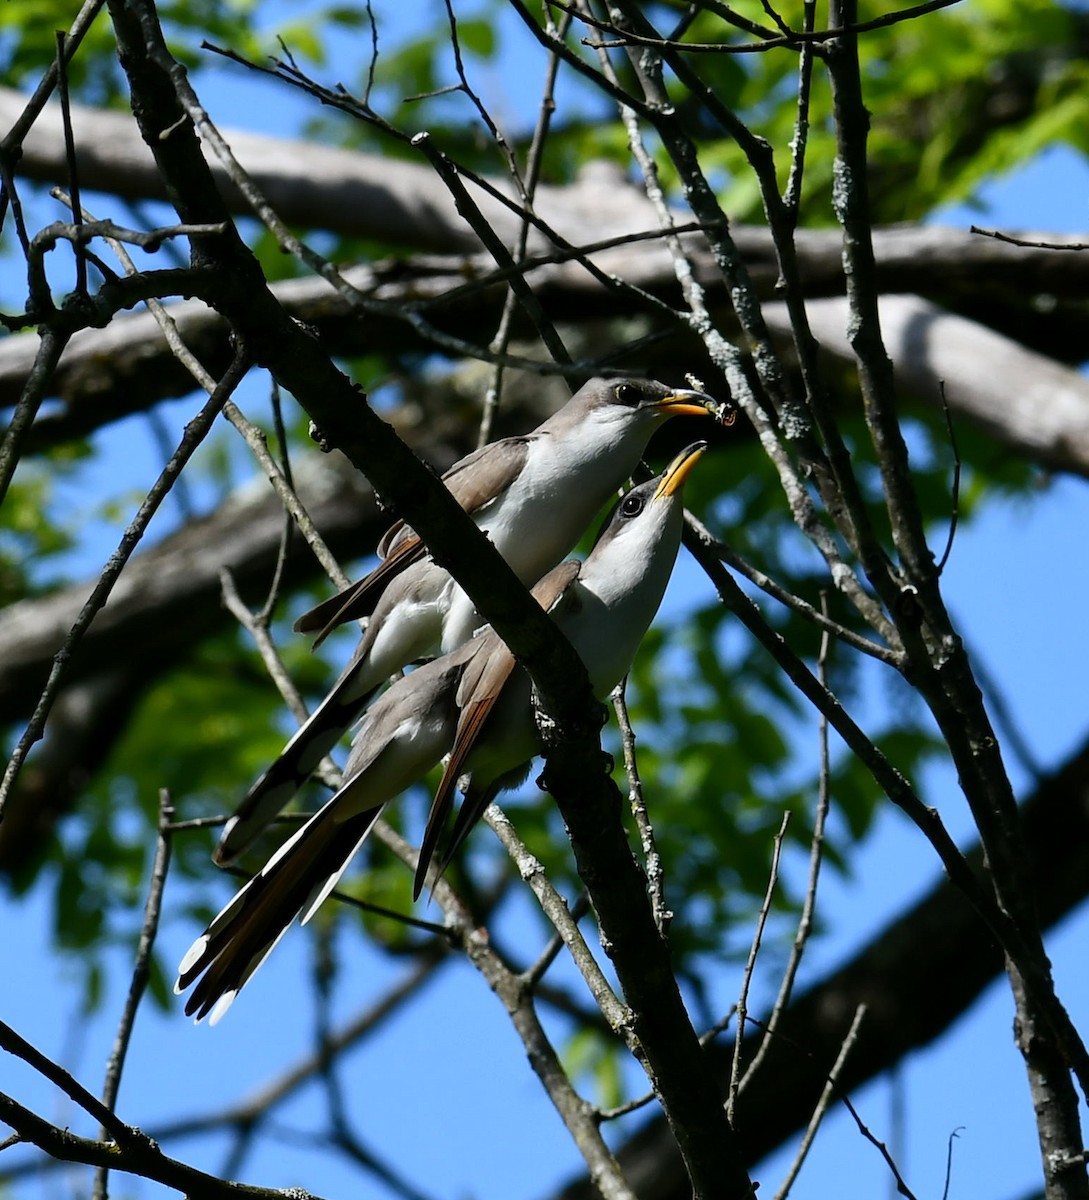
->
[552,729,1089,1199]
[0,1087,329,1200]
[5,251,1087,475]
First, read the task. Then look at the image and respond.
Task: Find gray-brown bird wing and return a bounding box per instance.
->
[377,435,533,556]
[293,535,428,646]
[296,437,534,644]
[412,558,583,898]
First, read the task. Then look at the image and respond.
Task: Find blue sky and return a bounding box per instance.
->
[4,8,1089,1200]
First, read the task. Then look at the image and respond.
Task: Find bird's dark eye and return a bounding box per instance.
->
[614,382,642,406]
[620,493,645,517]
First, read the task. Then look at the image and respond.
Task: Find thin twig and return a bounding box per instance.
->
[219,569,322,725]
[727,811,791,1121]
[713,536,901,667]
[484,804,628,1029]
[758,0,795,41]
[782,0,816,217]
[970,225,1089,251]
[440,0,525,194]
[51,189,348,593]
[598,1087,658,1122]
[308,926,434,1200]
[409,131,571,368]
[54,31,87,298]
[612,680,671,933]
[360,0,380,107]
[935,381,961,574]
[0,1021,132,1145]
[0,1088,328,1200]
[552,0,961,50]
[522,891,592,987]
[773,1003,867,1199]
[0,325,69,508]
[0,349,250,818]
[839,1088,920,1200]
[93,790,175,1200]
[700,1006,738,1047]
[940,1127,963,1200]
[479,8,571,447]
[255,380,296,622]
[218,568,342,795]
[223,401,350,591]
[741,594,833,1095]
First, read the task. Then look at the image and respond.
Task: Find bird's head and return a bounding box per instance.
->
[586,441,707,599]
[579,377,718,433]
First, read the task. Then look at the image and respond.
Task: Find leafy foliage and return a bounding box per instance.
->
[641,0,1089,222]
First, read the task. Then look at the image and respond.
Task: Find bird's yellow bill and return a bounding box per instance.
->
[654,389,718,418]
[655,441,707,499]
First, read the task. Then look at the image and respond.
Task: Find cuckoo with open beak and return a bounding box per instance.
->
[215,379,714,866]
[178,442,707,1022]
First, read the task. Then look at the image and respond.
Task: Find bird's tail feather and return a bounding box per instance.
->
[214,677,381,866]
[178,804,383,1023]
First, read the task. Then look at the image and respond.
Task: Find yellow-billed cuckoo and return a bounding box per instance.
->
[178,442,706,1023]
[214,379,713,866]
